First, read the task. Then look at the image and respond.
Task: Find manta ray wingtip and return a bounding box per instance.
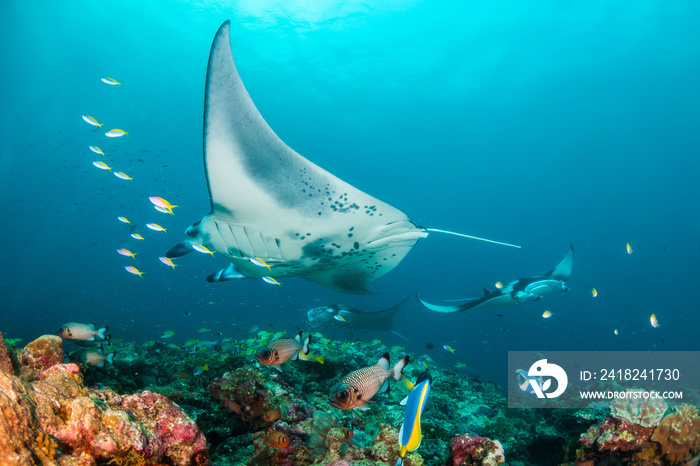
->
[546,244,575,281]
[166,242,194,258]
[206,264,247,282]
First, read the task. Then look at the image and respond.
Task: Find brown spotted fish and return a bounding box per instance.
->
[58,323,108,342]
[329,352,408,410]
[255,331,310,372]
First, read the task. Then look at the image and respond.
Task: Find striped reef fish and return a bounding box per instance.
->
[329,352,409,410]
[255,331,310,372]
[396,371,432,466]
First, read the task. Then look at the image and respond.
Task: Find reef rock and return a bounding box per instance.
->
[0,332,14,374]
[446,434,505,466]
[0,350,208,465]
[18,334,63,381]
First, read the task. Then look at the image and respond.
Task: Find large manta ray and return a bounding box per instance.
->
[168,21,518,294]
[166,21,431,294]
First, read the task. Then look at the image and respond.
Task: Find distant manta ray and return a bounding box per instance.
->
[418,244,574,313]
[167,21,519,294]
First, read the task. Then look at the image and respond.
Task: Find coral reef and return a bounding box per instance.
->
[4,330,700,465]
[0,331,14,374]
[611,389,668,427]
[0,334,208,465]
[651,404,700,464]
[445,434,505,465]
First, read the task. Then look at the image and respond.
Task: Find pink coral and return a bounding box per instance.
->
[0,335,209,466]
[446,434,505,466]
[594,417,655,453]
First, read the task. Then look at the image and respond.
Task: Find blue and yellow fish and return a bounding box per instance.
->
[396,371,432,466]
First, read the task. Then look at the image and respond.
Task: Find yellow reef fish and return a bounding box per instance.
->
[192,244,214,255]
[198,328,211,333]
[82,115,102,127]
[263,276,281,286]
[495,281,503,289]
[591,288,598,298]
[614,329,619,335]
[193,364,209,376]
[93,161,111,171]
[298,352,325,364]
[114,172,132,181]
[118,216,130,224]
[249,257,271,269]
[650,314,660,328]
[542,310,553,318]
[161,330,175,338]
[159,257,177,268]
[105,129,128,138]
[146,223,167,233]
[131,233,145,240]
[101,77,122,86]
[626,243,633,254]
[116,248,137,259]
[149,196,178,214]
[125,266,144,277]
[89,146,104,155]
[443,345,455,353]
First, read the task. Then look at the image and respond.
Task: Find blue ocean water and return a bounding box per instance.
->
[1,0,699,385]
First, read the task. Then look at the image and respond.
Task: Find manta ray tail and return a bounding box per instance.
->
[424,228,521,249]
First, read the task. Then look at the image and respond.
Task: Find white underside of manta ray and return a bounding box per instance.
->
[167,21,519,294]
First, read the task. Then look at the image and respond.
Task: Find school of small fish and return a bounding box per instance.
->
[80,78,192,279]
[85,77,290,285]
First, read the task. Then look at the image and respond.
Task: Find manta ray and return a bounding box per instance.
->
[167,21,518,294]
[418,244,574,313]
[305,296,410,331]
